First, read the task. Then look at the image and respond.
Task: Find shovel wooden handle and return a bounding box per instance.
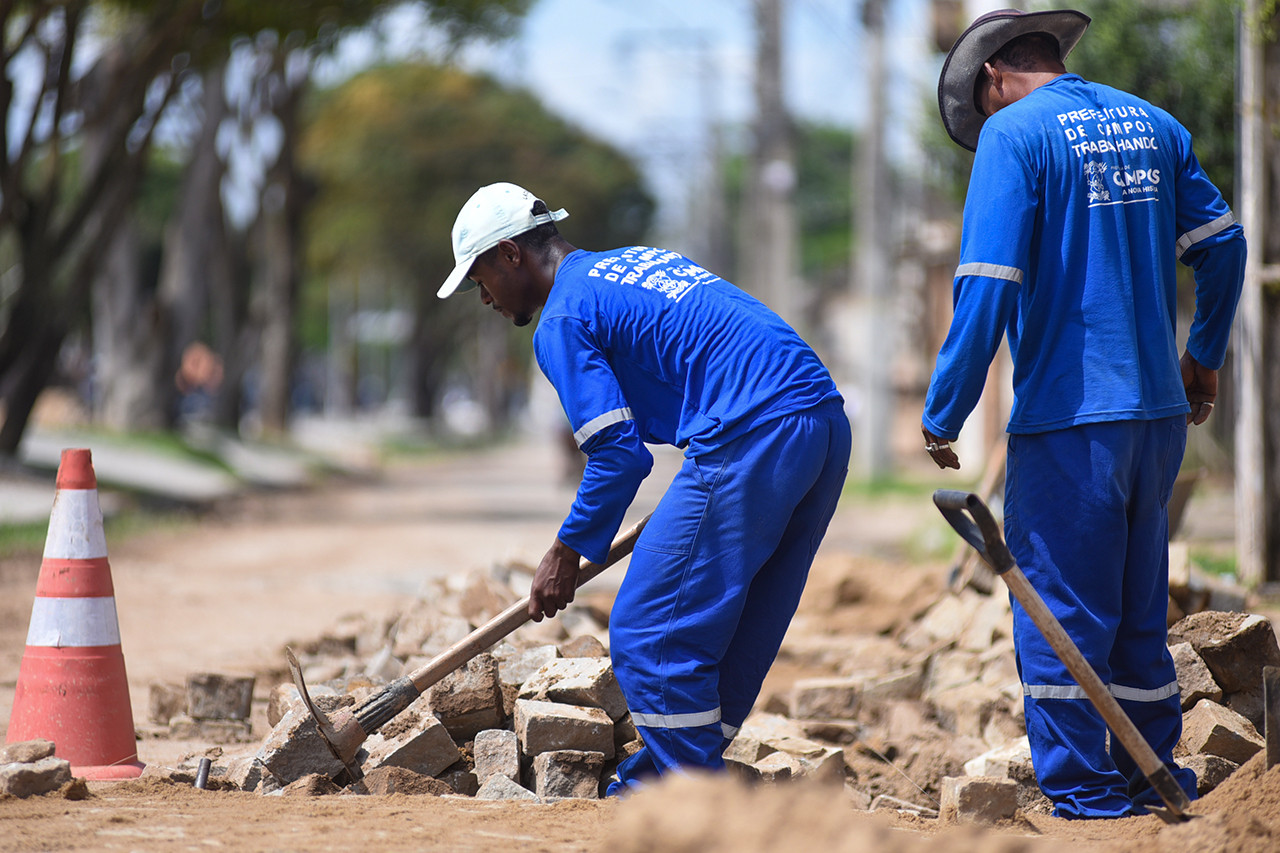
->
[405,513,649,694]
[933,490,1193,820]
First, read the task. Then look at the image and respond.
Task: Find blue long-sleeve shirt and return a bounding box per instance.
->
[924,74,1245,440]
[534,246,842,562]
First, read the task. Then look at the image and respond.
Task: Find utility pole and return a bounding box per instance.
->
[743,0,799,329]
[694,42,729,277]
[854,0,893,479]
[1236,0,1277,586]
[615,30,725,269]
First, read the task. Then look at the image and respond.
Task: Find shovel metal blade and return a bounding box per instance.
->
[931,490,1196,822]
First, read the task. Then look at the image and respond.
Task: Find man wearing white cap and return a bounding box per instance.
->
[438,182,850,793]
[921,9,1245,818]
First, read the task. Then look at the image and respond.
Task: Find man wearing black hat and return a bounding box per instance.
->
[921,9,1245,819]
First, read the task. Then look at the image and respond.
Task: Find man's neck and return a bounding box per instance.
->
[1001,69,1065,107]
[537,238,578,299]
[546,239,575,275]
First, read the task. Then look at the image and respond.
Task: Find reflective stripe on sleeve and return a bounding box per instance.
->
[631,708,722,730]
[955,262,1024,284]
[1023,681,1180,703]
[1176,211,1236,260]
[26,597,121,647]
[721,722,740,739]
[573,407,634,447]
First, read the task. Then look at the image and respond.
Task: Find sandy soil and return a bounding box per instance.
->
[0,437,1268,851]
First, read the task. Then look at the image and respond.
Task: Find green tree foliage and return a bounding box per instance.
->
[921,0,1238,208]
[795,124,857,298]
[301,62,653,419]
[0,0,534,450]
[101,0,532,56]
[723,122,857,311]
[1068,0,1238,202]
[918,108,974,211]
[1063,0,1239,351]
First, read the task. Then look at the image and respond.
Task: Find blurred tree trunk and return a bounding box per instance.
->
[92,215,166,430]
[0,2,533,453]
[0,3,194,454]
[326,283,358,415]
[254,46,310,436]
[406,289,454,421]
[474,321,511,433]
[96,64,233,433]
[155,63,234,429]
[208,228,250,432]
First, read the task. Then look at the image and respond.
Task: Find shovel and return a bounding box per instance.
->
[932,490,1193,823]
[287,513,650,783]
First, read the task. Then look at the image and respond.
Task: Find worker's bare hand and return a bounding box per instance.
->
[1180,350,1218,426]
[922,424,960,470]
[529,539,580,622]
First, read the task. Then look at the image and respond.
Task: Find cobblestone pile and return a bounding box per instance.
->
[136,555,1278,821]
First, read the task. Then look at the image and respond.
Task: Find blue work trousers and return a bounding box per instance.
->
[607,401,850,794]
[1004,416,1197,818]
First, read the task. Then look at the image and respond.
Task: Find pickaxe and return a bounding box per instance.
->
[287,514,649,783]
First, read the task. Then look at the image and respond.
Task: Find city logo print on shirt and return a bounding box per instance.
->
[1059,101,1164,210]
[1084,161,1112,204]
[1082,158,1162,209]
[586,247,720,303]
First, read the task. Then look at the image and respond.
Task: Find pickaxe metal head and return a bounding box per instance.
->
[285,647,368,783]
[278,517,648,789]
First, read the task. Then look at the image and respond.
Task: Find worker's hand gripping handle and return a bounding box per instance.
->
[932,490,1016,576]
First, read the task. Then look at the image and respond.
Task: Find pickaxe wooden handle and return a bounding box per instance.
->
[287,513,650,781]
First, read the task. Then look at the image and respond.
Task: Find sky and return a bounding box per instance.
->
[316,0,964,242]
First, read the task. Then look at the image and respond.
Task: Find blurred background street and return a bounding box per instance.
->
[0,0,1269,808]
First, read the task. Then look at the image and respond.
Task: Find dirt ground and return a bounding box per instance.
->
[0,436,1267,851]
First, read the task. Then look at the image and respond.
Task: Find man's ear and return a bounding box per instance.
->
[497,239,521,267]
[984,61,1003,96]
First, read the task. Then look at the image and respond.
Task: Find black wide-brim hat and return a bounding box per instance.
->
[938,8,1091,151]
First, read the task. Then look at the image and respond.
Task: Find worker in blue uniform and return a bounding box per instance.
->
[437,182,850,793]
[923,9,1245,819]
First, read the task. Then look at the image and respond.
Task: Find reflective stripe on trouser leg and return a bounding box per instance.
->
[1004,417,1188,819]
[609,401,850,791]
[1107,416,1196,804]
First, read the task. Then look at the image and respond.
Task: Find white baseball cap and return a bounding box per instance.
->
[437,182,569,299]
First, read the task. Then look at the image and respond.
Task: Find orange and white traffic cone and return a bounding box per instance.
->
[6,448,144,779]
